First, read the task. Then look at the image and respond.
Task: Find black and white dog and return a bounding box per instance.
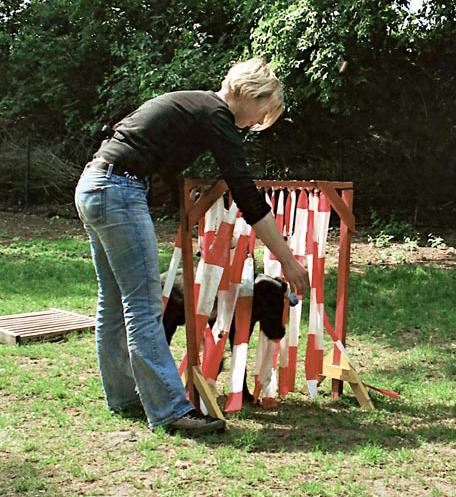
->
[161,270,288,344]
[161,270,289,401]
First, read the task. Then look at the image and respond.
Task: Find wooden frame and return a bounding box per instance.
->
[179,178,370,412]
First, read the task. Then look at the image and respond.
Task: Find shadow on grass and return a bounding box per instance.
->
[0,457,62,497]
[190,392,455,454]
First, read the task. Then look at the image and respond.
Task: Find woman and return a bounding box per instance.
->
[75,58,308,434]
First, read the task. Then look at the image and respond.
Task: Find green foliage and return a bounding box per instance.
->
[248,0,456,223]
[368,231,394,248]
[403,236,420,252]
[92,1,252,131]
[0,0,455,225]
[427,233,446,250]
[250,0,408,112]
[1,0,114,136]
[365,212,417,241]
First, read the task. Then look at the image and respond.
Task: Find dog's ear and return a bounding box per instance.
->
[274,277,288,294]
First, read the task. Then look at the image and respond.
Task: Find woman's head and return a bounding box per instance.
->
[220,58,284,131]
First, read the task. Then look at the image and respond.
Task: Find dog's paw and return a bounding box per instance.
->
[262,397,280,410]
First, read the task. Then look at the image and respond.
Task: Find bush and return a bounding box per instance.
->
[0,134,80,206]
[365,212,417,241]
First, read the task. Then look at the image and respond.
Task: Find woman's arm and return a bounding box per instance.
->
[253,212,309,294]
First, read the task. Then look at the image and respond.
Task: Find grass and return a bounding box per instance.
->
[0,233,455,496]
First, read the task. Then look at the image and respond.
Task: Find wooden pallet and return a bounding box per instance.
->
[0,308,95,344]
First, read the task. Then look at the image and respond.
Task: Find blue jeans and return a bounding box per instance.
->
[74,165,193,428]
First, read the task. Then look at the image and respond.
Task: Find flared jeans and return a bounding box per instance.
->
[74,165,193,428]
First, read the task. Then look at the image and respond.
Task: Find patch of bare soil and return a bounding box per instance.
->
[1,209,455,269]
[335,234,456,270]
[0,210,84,242]
[0,209,179,244]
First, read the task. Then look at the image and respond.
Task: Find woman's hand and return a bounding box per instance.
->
[253,212,310,294]
[281,256,309,295]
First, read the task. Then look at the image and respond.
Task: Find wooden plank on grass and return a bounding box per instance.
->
[0,309,95,344]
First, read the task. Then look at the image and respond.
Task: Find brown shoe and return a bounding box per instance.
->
[166,409,226,434]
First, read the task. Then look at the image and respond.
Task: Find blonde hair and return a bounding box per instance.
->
[221,58,284,131]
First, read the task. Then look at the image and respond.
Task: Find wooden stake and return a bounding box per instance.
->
[192,366,225,420]
[319,350,374,411]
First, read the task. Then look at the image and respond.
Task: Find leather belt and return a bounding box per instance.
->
[86,158,146,184]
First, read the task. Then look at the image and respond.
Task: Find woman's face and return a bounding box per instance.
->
[231,95,271,129]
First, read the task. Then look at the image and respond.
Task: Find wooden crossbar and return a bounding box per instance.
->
[0,308,95,344]
[184,178,354,190]
[184,179,355,230]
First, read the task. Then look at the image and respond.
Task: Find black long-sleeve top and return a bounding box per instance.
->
[95,90,271,226]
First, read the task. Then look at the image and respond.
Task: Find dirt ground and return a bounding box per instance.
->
[0,209,179,244]
[1,209,455,270]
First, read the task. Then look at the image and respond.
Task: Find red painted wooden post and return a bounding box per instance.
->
[332,188,354,398]
[179,180,199,407]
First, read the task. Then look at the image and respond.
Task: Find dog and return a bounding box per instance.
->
[161,270,287,344]
[161,269,289,401]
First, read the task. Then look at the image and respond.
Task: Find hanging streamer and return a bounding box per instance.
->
[224,256,255,412]
[287,189,308,391]
[195,200,238,336]
[162,227,182,313]
[202,214,251,384]
[263,190,282,278]
[278,189,294,396]
[200,194,224,259]
[305,191,331,398]
[178,198,237,376]
[278,295,290,396]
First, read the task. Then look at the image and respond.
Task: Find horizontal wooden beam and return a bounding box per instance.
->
[184,178,353,190]
[255,180,353,190]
